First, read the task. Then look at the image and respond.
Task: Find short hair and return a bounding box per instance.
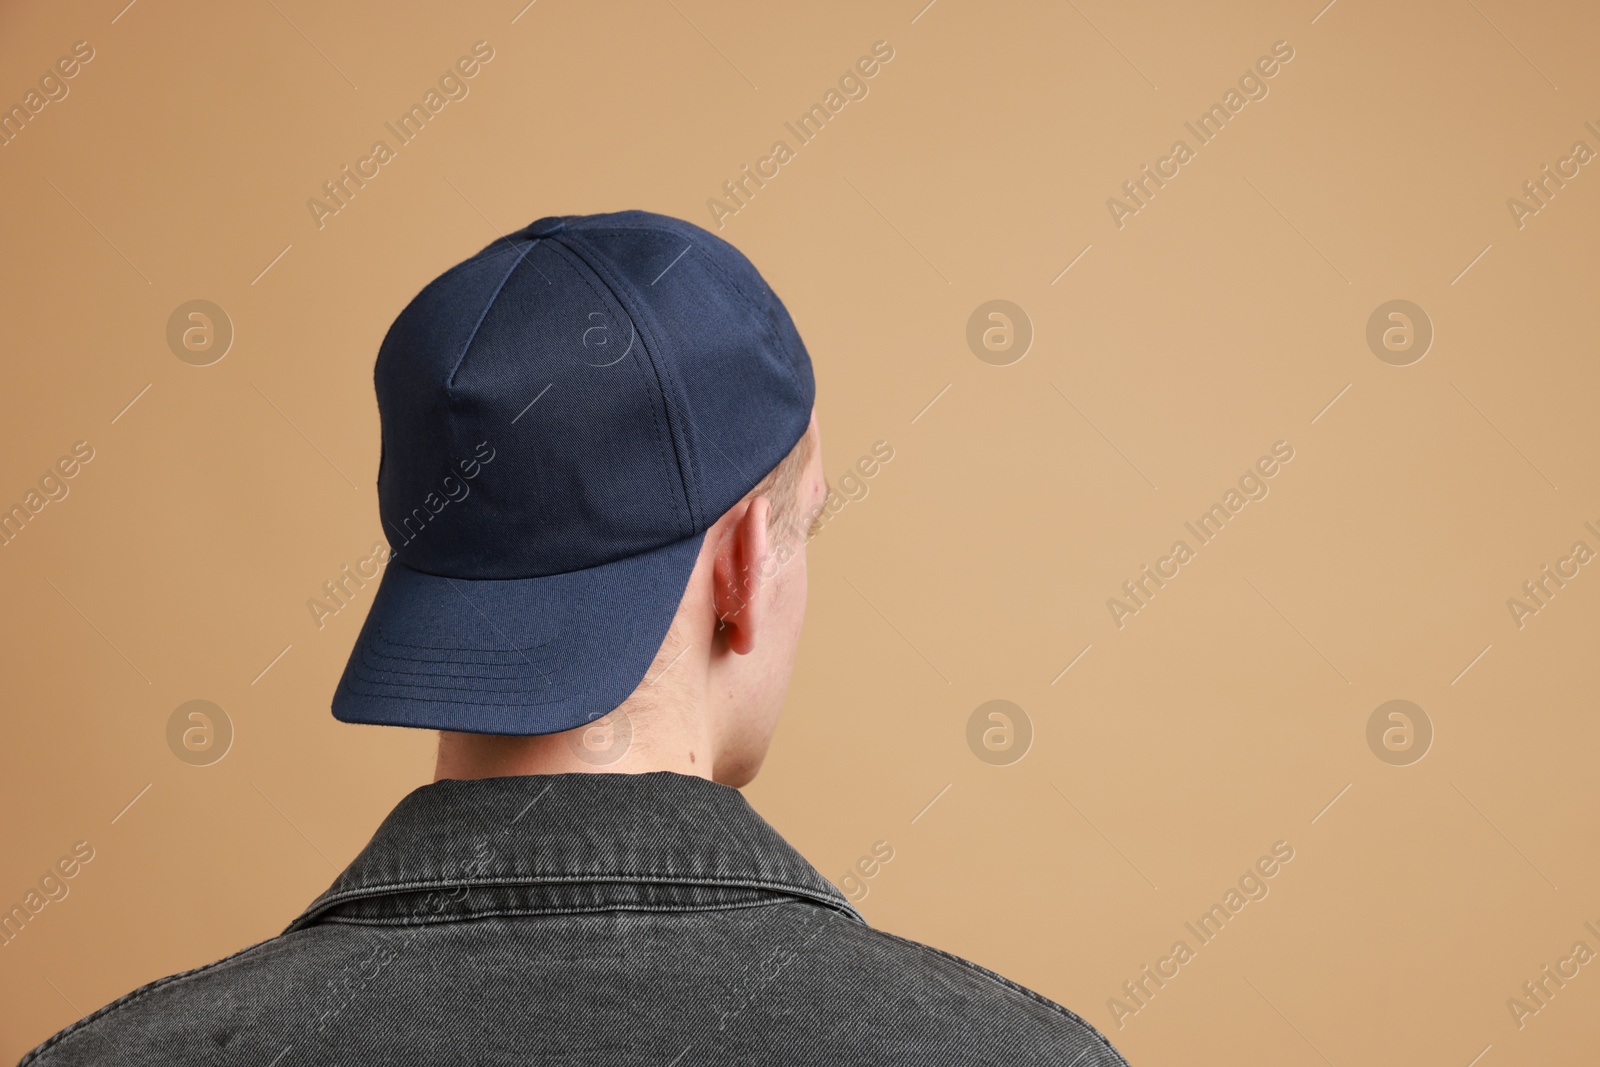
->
[748,423,815,544]
[616,423,816,718]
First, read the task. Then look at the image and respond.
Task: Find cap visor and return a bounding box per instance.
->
[331,531,706,736]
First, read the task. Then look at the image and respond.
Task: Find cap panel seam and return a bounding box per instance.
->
[542,235,694,534]
[555,231,702,531]
[426,238,526,291]
[375,242,530,509]
[576,225,803,396]
[443,236,546,393]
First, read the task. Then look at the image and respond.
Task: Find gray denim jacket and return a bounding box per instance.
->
[19,772,1130,1065]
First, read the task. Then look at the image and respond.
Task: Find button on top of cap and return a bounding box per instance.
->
[525,216,566,237]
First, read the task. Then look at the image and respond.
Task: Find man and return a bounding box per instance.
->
[20,211,1128,1065]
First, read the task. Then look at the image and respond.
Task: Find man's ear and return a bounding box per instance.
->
[711,495,770,655]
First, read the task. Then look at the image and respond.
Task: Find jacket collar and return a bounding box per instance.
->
[285,771,861,931]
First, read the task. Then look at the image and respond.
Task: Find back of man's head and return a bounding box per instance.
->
[329,210,823,786]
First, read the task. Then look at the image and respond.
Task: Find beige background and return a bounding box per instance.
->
[2,0,1598,1063]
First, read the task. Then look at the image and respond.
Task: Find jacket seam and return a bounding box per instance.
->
[317,896,796,925]
[15,936,282,1066]
[872,930,1132,1065]
[289,874,861,931]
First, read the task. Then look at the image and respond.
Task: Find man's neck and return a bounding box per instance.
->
[433,717,712,783]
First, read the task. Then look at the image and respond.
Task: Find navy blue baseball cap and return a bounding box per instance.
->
[331,210,815,736]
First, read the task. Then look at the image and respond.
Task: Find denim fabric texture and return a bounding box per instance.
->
[18,772,1130,1065]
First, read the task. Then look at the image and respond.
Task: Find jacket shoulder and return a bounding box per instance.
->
[15,935,285,1067]
[808,912,1130,1065]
